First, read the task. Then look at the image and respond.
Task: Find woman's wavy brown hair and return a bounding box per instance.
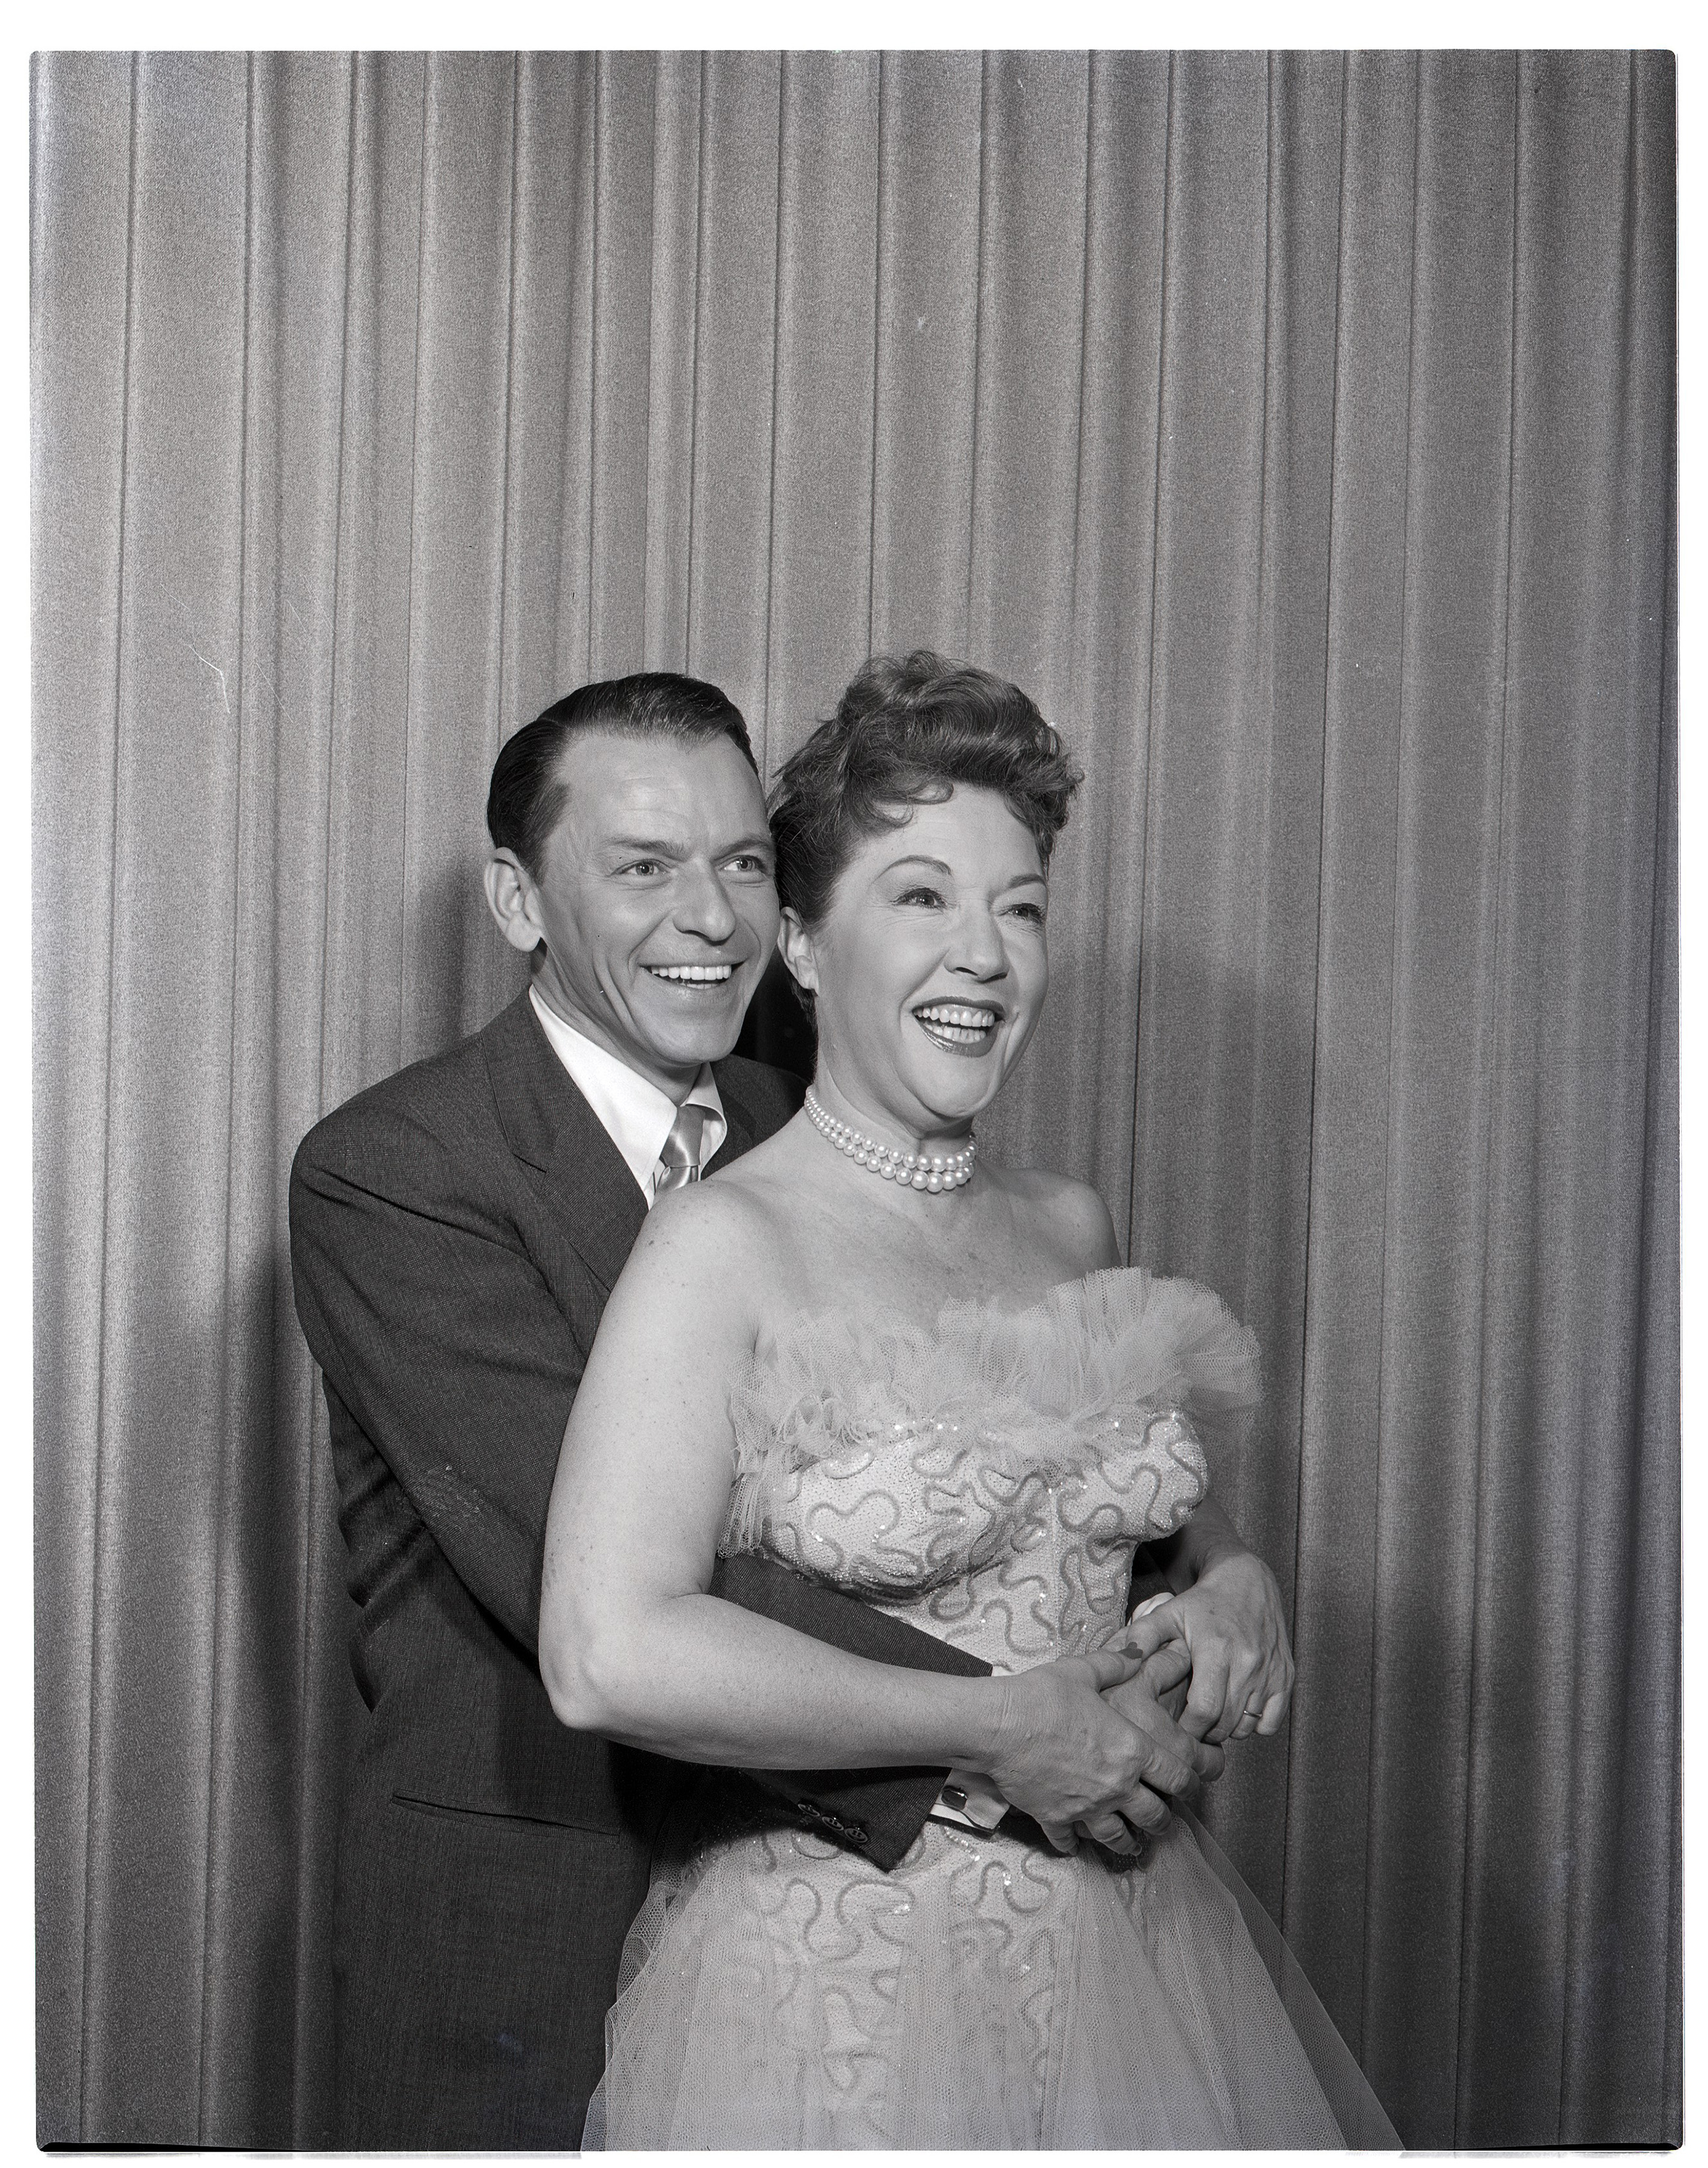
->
[770,650,1081,931]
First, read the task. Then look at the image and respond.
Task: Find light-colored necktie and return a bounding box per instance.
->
[654,1101,709,1198]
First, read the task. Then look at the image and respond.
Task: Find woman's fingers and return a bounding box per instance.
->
[1141,1638,1192,1697]
[1078,1645,1146,1692]
[1121,1606,1179,1663]
[986,1657,1197,1831]
[1115,1786,1170,1835]
[1079,1814,1144,1854]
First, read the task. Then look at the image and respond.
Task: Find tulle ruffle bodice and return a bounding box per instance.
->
[719,1267,1261,1673]
[587,1264,1401,2149]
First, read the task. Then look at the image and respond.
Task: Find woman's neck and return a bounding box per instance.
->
[807,1065,974,1160]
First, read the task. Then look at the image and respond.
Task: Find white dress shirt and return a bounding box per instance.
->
[529,987,728,1204]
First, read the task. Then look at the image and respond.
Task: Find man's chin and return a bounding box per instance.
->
[647,1033,743,1074]
[631,1005,748,1072]
[630,971,757,1065]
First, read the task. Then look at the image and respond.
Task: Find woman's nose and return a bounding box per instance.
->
[949,907,1008,978]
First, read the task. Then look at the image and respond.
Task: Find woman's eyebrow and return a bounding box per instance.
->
[879,854,954,876]
[878,853,1046,891]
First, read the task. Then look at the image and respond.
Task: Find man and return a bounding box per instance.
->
[289,673,1229,2148]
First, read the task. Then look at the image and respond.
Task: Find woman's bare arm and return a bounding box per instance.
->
[537,1184,1214,1830]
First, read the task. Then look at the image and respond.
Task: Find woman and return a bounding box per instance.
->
[540,653,1397,2148]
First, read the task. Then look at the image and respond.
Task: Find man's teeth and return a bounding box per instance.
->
[646,964,735,982]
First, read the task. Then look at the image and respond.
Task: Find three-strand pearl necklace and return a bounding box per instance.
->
[803,1088,976,1193]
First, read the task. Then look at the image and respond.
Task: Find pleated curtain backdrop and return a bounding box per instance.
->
[33,49,1678,2149]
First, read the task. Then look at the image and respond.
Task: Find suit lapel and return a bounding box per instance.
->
[715,1065,759,1165]
[481,991,647,1293]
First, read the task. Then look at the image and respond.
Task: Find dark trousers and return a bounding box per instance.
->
[332,1787,652,2149]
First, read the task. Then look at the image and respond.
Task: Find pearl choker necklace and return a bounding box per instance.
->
[803,1089,976,1192]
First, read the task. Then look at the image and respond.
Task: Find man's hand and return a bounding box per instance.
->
[981,1648,1223,1855]
[1125,1549,1294,1745]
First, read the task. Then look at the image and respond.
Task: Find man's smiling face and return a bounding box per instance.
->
[505,729,780,1095]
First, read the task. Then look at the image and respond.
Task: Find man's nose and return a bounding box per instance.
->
[674,862,739,943]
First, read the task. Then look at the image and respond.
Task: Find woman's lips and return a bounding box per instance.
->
[913,1000,1002,1053]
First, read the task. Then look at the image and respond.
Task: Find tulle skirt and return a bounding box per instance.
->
[583,1798,1399,2150]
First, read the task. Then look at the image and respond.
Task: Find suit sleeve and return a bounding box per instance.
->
[291,1104,986,1867]
[709,1554,991,1870]
[290,1110,591,1652]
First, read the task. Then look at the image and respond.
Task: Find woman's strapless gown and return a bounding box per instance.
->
[585,1268,1400,2149]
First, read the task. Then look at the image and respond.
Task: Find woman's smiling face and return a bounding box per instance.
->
[785,785,1050,1140]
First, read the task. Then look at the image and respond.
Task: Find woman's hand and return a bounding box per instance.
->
[982,1648,1223,1855]
[1120,1597,1197,1722]
[1136,1630,1195,1726]
[1125,1550,1294,1745]
[1069,1639,1227,1853]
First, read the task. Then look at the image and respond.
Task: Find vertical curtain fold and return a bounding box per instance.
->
[1287,46,1415,2054]
[1360,54,1521,2140]
[33,49,1677,2149]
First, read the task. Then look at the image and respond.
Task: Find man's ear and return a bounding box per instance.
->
[484,852,545,955]
[777,908,819,995]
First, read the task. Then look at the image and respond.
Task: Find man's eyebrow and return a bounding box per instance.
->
[602,835,687,856]
[601,832,775,857]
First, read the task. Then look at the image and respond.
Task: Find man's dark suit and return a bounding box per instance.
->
[289,990,988,2148]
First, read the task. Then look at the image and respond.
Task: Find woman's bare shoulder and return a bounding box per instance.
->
[631,1166,785,1272]
[585,1180,790,1385]
[623,1146,806,1307]
[985,1161,1121,1272]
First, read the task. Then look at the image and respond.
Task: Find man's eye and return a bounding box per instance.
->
[725,854,772,876]
[620,860,665,878]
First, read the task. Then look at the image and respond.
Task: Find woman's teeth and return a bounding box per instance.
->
[644,963,735,983]
[914,1002,999,1047]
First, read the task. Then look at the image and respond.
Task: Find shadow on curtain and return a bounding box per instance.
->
[33,48,1677,2148]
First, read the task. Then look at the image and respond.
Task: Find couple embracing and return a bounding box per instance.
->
[290,653,1397,2149]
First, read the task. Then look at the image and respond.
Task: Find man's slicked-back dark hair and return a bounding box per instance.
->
[769,651,1081,930]
[487,672,759,874]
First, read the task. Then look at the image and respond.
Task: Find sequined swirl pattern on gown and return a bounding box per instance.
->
[586,1268,1399,2150]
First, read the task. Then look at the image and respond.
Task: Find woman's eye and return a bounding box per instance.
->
[896,886,946,908]
[1008,901,1046,925]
